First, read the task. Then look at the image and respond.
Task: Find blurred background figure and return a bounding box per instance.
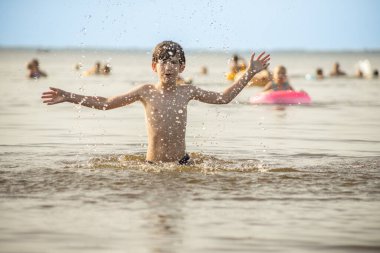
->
[102,63,111,75]
[84,62,102,76]
[330,62,346,77]
[249,69,271,86]
[355,59,372,79]
[83,62,111,76]
[263,65,294,92]
[27,58,47,79]
[355,69,364,78]
[74,63,83,71]
[230,54,246,73]
[200,66,208,75]
[316,68,324,80]
[226,54,246,81]
[373,69,379,78]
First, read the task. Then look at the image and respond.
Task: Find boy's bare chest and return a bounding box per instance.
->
[146,92,188,112]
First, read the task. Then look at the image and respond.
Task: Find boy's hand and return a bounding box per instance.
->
[41,87,67,105]
[247,52,270,74]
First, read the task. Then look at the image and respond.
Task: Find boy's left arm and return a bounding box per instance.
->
[192,52,270,104]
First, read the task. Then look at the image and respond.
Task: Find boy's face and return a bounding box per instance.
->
[152,54,185,84]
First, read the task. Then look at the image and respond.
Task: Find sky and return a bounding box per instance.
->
[0,0,379,51]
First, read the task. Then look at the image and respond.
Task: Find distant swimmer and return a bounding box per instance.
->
[200,66,208,75]
[226,54,247,81]
[230,54,247,73]
[74,63,83,71]
[250,65,311,105]
[27,59,47,79]
[83,62,101,76]
[355,59,373,79]
[316,68,324,80]
[262,65,294,92]
[83,62,111,76]
[373,69,379,78]
[249,69,271,86]
[355,69,364,79]
[102,63,111,75]
[330,62,346,77]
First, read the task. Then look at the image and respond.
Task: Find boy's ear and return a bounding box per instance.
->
[179,64,185,73]
[152,62,157,72]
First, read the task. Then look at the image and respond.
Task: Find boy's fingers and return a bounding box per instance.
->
[257,52,265,61]
[250,53,255,62]
[42,91,55,96]
[262,57,270,63]
[261,54,270,61]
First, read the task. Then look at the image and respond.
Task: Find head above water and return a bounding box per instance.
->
[273,65,287,84]
[152,41,186,65]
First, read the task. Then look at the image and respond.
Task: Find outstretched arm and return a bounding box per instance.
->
[41,86,143,110]
[192,52,270,104]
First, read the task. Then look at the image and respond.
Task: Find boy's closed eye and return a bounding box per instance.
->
[159,59,179,65]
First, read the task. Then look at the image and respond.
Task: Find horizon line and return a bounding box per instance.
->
[1,45,380,53]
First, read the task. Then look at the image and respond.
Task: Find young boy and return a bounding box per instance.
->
[42,41,270,164]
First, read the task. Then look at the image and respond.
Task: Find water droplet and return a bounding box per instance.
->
[178,109,183,114]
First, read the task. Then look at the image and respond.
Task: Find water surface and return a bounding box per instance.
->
[1,49,380,252]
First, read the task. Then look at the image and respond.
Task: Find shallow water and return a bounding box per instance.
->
[0,49,380,252]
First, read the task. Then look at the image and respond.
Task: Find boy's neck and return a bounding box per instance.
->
[156,80,177,91]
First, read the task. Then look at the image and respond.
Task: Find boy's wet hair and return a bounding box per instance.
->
[152,41,185,65]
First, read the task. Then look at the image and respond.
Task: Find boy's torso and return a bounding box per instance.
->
[140,84,193,162]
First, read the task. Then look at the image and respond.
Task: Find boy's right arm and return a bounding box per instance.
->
[41,86,144,110]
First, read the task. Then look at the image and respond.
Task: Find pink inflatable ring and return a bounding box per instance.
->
[249,90,311,105]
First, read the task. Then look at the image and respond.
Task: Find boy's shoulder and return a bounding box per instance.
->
[134,83,156,92]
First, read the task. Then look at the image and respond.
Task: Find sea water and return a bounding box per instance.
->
[0,49,380,252]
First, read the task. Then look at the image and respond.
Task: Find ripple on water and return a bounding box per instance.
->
[85,152,275,173]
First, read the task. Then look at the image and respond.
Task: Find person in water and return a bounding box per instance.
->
[27,59,47,79]
[330,62,346,77]
[84,62,111,76]
[373,69,379,78]
[226,54,247,81]
[230,54,247,74]
[316,68,324,80]
[262,65,294,92]
[41,41,270,164]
